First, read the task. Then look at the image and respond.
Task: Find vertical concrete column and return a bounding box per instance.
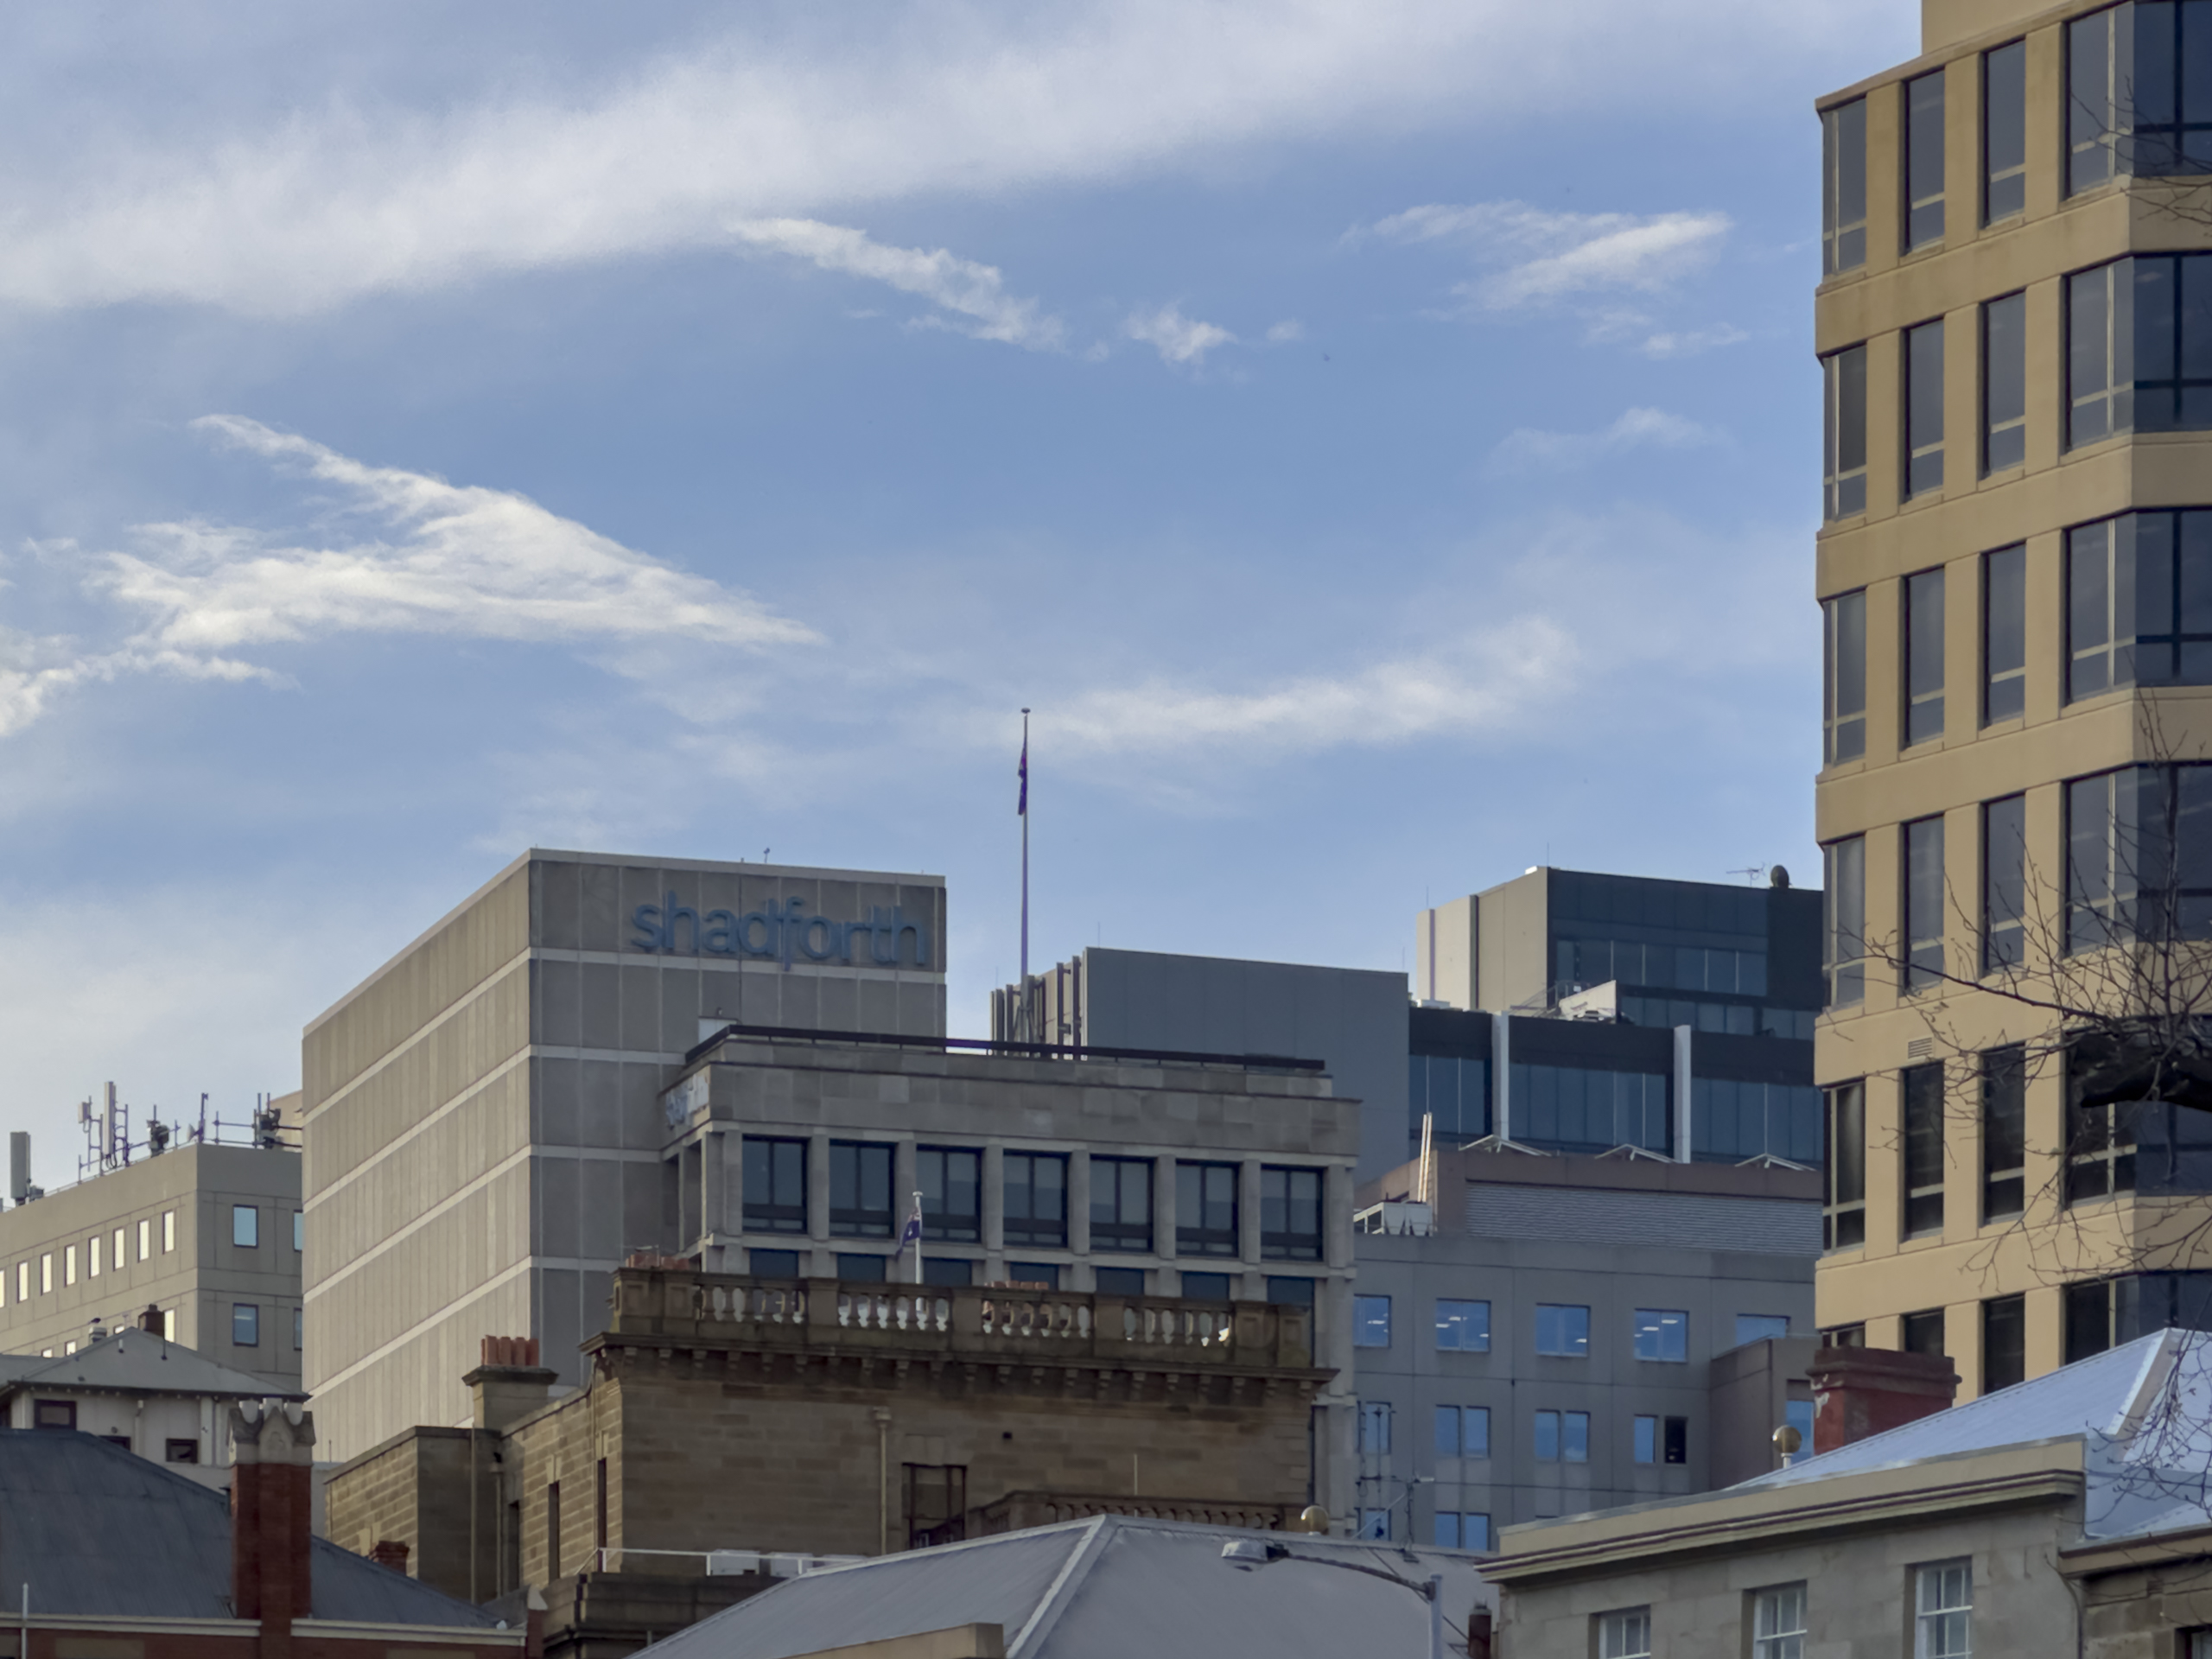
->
[808,1130,832,1276]
[893,1138,918,1236]
[1067,1151,1092,1262]
[1491,1012,1512,1143]
[1673,1027,1694,1163]
[982,1145,1006,1252]
[720,1135,745,1236]
[1154,1156,1178,1264]
[1238,1160,1263,1262]
[701,1129,727,1249]
[1325,1164,1354,1271]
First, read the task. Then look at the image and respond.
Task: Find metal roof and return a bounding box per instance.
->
[639,1516,1494,1659]
[0,1329,307,1402]
[0,1430,495,1625]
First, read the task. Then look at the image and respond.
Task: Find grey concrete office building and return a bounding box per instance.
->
[302,849,947,1460]
[1351,1145,1818,1548]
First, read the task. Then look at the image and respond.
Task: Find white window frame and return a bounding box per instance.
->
[1753,1583,1807,1659]
[1597,1607,1652,1659]
[1915,1559,1972,1658]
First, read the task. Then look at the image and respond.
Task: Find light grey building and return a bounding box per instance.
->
[0,1141,303,1389]
[994,947,1410,1180]
[302,849,947,1460]
[1349,1144,1818,1549]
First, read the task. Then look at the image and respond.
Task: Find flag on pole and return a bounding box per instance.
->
[892,1192,925,1279]
[1018,734,1028,817]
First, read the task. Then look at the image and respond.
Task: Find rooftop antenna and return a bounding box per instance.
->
[1727,865,1767,887]
[1018,709,1031,1042]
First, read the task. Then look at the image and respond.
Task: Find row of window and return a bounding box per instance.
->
[740,1140,1325,1262]
[742,1248,1321,1304]
[1821,251,2212,524]
[1352,1297,1792,1357]
[1357,1402,1697,1466]
[1552,938,1770,997]
[1822,1,2212,285]
[1592,1562,1967,1659]
[0,1204,302,1313]
[1821,757,2212,1008]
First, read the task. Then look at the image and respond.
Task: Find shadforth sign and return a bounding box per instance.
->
[629,892,933,969]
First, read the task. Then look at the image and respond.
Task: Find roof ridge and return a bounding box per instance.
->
[1005,1514,1114,1658]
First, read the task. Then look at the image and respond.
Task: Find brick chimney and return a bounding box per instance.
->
[464,1336,558,1434]
[231,1399,315,1659]
[369,1540,410,1573]
[139,1303,163,1334]
[1808,1346,1959,1452]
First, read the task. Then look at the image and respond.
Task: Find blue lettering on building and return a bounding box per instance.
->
[628,892,931,968]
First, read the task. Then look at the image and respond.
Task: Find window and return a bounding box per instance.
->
[1823,345,1869,518]
[1633,1414,1658,1464]
[917,1147,982,1243]
[921,1258,974,1287]
[1983,1046,2027,1220]
[596,1458,609,1551]
[1509,1063,1669,1155]
[903,1464,967,1551]
[1826,1081,1868,1249]
[2069,258,2133,445]
[1180,1271,1231,1300]
[749,1248,801,1277]
[1983,794,2027,971]
[1002,1152,1067,1249]
[292,1211,303,1252]
[1753,1583,1808,1659]
[1984,40,2027,222]
[2067,763,2212,952]
[1904,322,1947,498]
[1904,70,1946,249]
[838,1253,889,1281]
[2069,1277,2115,1363]
[1353,1294,1392,1348]
[1259,1166,1321,1261]
[165,1439,198,1464]
[1435,1299,1491,1351]
[1096,1266,1146,1296]
[31,1400,75,1431]
[1265,1275,1313,1306]
[2071,2,2212,192]
[2069,511,2212,702]
[162,1211,174,1253]
[1904,567,1946,741]
[1689,1080,1823,1165]
[1983,297,2027,474]
[111,1228,124,1274]
[232,1205,258,1249]
[1915,1559,1973,1657]
[1176,1161,1239,1256]
[1823,589,1868,763]
[14,1262,23,1303]
[1904,1308,1948,1355]
[1434,1513,1491,1552]
[1090,1156,1153,1253]
[1904,816,1947,991]
[1787,1397,1816,1449]
[232,1303,259,1347]
[137,1218,150,1262]
[293,1306,303,1351]
[63,1245,75,1287]
[743,1137,808,1234]
[1007,1262,1058,1288]
[1533,1409,1589,1462]
[1357,1401,1391,1454]
[1408,1052,1491,1154]
[1737,1314,1790,1344]
[1663,1415,1688,1464]
[1904,1063,1947,1236]
[1597,1607,1652,1659]
[161,1308,175,1342]
[40,1253,51,1295]
[1535,1303,1591,1357]
[88,1236,99,1278]
[1984,1294,2026,1390]
[828,1141,894,1237]
[1434,1404,1490,1459]
[547,1482,563,1577]
[1823,98,1867,274]
[1632,1309,1688,1362]
[2068,1034,2142,1202]
[2071,255,2212,447]
[1824,836,1866,1005]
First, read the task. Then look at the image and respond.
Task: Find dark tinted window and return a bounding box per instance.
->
[1983,1045,2027,1220]
[1984,1294,2027,1389]
[1003,1152,1067,1249]
[1984,295,2027,472]
[743,1137,808,1234]
[1824,98,1868,272]
[829,1141,893,1238]
[1984,795,2028,971]
[1825,346,1868,518]
[1090,1157,1152,1253]
[1985,41,2028,220]
[1904,1063,1947,1236]
[1260,1166,1322,1262]
[1824,589,1867,763]
[1983,544,2026,721]
[1905,71,1947,248]
[1904,816,1947,992]
[916,1147,982,1243]
[1905,567,1946,744]
[1176,1162,1239,1256]
[1905,321,1947,497]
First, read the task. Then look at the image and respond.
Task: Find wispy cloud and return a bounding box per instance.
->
[728,219,1062,349]
[1359,200,1732,312]
[1122,304,1235,365]
[1485,407,1722,475]
[1636,322,1751,359]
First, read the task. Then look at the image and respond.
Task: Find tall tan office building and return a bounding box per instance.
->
[1815,0,2212,1395]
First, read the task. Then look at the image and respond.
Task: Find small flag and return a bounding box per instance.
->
[892,1194,924,1261]
[1018,735,1028,817]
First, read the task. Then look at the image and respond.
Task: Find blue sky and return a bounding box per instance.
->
[0,1,1918,1184]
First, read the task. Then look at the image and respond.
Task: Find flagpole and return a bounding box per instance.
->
[1020,708,1031,1042]
[912,1191,925,1287]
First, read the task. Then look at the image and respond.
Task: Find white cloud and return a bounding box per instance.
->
[1122,304,1236,365]
[1360,200,1732,311]
[728,218,1062,349]
[1485,406,1722,474]
[1637,322,1751,359]
[0,3,1892,317]
[1265,320,1306,343]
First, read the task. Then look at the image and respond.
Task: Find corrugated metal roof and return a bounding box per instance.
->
[640,1517,1493,1659]
[0,1331,307,1402]
[0,1430,495,1625]
[1465,1184,1820,1255]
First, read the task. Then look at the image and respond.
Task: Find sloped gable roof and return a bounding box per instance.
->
[0,1330,307,1402]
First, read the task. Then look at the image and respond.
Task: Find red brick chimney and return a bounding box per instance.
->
[231,1400,315,1659]
[369,1540,410,1573]
[139,1303,163,1334]
[1808,1346,1959,1453]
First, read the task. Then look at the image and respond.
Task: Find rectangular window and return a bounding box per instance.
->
[1824,344,1869,518]
[1823,97,1868,274]
[1983,793,2027,975]
[162,1308,175,1341]
[1435,1299,1491,1351]
[1983,295,2027,474]
[1096,1266,1146,1296]
[1180,1270,1230,1299]
[1598,1608,1653,1659]
[742,1136,809,1234]
[1357,1400,1391,1454]
[162,1211,174,1253]
[292,1211,303,1252]
[1353,1294,1392,1348]
[1533,1409,1560,1460]
[2068,1033,2142,1203]
[1737,1313,1790,1344]
[1264,1275,1313,1305]
[1259,1166,1322,1261]
[922,1258,974,1288]
[1663,1415,1688,1465]
[2069,258,2133,446]
[2069,511,2212,702]
[138,1218,150,1262]
[16,1262,25,1302]
[87,1236,99,1278]
[1090,1156,1153,1253]
[1435,1513,1492,1552]
[293,1306,303,1351]
[1904,1062,1947,1236]
[63,1245,75,1287]
[828,1141,894,1238]
[2067,1278,2114,1362]
[1904,816,1947,991]
[2070,3,2123,191]
[1982,546,2026,727]
[1904,565,1946,741]
[1175,1161,1240,1256]
[1905,321,1947,498]
[1984,40,2027,221]
[1905,70,1947,249]
[1753,1584,1809,1659]
[232,1303,259,1347]
[1983,1045,2028,1220]
[1002,1152,1067,1249]
[1633,1414,1657,1464]
[232,1205,258,1249]
[41,1253,51,1294]
[917,1146,982,1243]
[749,1248,801,1277]
[2071,2,2212,190]
[1904,1308,1948,1355]
[1824,589,1868,763]
[2067,762,2212,950]
[111,1228,124,1273]
[165,1438,199,1464]
[1916,1559,1973,1658]
[1632,1308,1688,1362]
[1824,836,1866,1005]
[32,1400,75,1431]
[1826,1081,1868,1249]
[547,1482,563,1578]
[1535,1303,1591,1357]
[1984,1294,2027,1390]
[1435,1404,1491,1459]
